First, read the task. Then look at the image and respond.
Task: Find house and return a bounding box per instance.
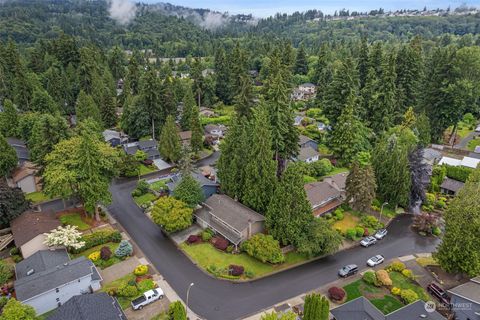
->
[6,137,30,165]
[10,211,61,258]
[123,139,160,160]
[178,130,192,145]
[294,115,304,126]
[440,177,464,196]
[199,165,217,182]
[316,122,327,131]
[475,145,480,154]
[14,250,102,315]
[422,148,442,165]
[202,68,215,77]
[195,194,265,246]
[438,156,480,169]
[102,129,128,147]
[204,124,226,138]
[330,296,446,320]
[297,147,320,163]
[298,83,316,94]
[166,171,219,199]
[304,173,347,217]
[48,292,126,320]
[8,161,40,194]
[299,135,318,151]
[291,83,316,101]
[291,88,305,101]
[448,276,480,320]
[199,107,216,118]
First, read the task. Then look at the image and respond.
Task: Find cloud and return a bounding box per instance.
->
[198,12,229,30]
[108,0,137,25]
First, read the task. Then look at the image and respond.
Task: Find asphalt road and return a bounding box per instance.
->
[108,158,440,320]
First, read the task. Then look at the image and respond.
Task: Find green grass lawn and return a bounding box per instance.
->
[320,167,349,180]
[60,213,91,231]
[343,279,403,314]
[138,164,157,176]
[332,212,361,234]
[150,179,169,192]
[133,192,158,206]
[389,271,430,301]
[467,137,480,151]
[25,191,52,204]
[180,242,308,279]
[101,273,137,309]
[71,242,122,269]
[370,295,404,314]
[151,313,169,320]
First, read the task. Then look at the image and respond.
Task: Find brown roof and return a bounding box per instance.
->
[11,162,38,183]
[323,172,348,191]
[312,198,343,217]
[178,131,192,141]
[11,211,60,247]
[304,181,343,211]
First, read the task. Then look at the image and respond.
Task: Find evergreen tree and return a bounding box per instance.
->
[126,53,141,96]
[234,73,255,119]
[329,94,370,166]
[160,74,177,120]
[294,45,308,75]
[303,294,329,320]
[100,92,117,128]
[76,90,102,125]
[231,43,249,96]
[346,152,376,212]
[120,96,151,139]
[0,135,17,177]
[191,57,204,106]
[173,174,204,208]
[409,148,429,209]
[358,36,369,89]
[190,106,203,153]
[0,99,19,137]
[266,165,313,246]
[242,104,277,213]
[395,42,422,116]
[214,47,233,104]
[313,45,332,107]
[0,179,29,227]
[435,167,480,277]
[31,88,59,114]
[415,112,431,147]
[139,67,162,138]
[108,46,126,80]
[159,115,181,163]
[180,86,196,130]
[29,114,69,166]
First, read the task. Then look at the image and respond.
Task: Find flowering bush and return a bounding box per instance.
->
[389,261,406,272]
[328,287,346,301]
[228,265,244,276]
[88,251,101,262]
[44,225,85,250]
[376,270,392,286]
[402,269,414,279]
[400,289,419,304]
[134,265,149,276]
[391,287,401,295]
[187,235,201,244]
[100,246,112,260]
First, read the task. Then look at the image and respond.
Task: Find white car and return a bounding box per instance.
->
[367,255,385,267]
[374,229,388,240]
[360,236,377,247]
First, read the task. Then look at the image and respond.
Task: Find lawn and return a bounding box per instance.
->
[332,212,360,234]
[71,242,122,269]
[60,213,91,231]
[389,271,429,301]
[416,256,439,267]
[180,242,308,279]
[151,313,169,320]
[138,164,157,176]
[319,167,349,180]
[133,192,158,206]
[25,191,51,204]
[101,273,155,310]
[467,137,480,151]
[370,295,404,314]
[149,179,169,192]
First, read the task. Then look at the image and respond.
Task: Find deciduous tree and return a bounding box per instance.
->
[151,197,193,233]
[0,135,17,177]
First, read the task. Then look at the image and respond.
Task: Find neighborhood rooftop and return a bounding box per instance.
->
[15,249,70,280]
[440,177,465,193]
[11,211,60,248]
[448,276,480,304]
[298,146,320,162]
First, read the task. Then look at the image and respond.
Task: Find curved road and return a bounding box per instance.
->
[108,174,440,320]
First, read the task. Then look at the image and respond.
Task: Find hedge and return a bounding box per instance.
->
[71,229,122,254]
[445,165,473,183]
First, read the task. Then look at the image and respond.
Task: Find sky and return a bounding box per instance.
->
[143,0,480,17]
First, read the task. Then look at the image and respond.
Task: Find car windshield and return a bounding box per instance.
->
[371,257,378,262]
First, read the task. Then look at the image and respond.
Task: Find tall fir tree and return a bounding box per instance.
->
[242,104,277,213]
[0,179,29,226]
[346,152,377,212]
[214,47,233,104]
[29,114,69,166]
[189,106,203,154]
[395,42,422,117]
[180,85,196,130]
[234,73,255,119]
[358,36,369,90]
[76,90,102,126]
[294,45,308,75]
[0,99,19,137]
[159,115,181,163]
[303,294,329,320]
[139,67,162,138]
[313,45,332,107]
[31,88,59,114]
[0,134,17,177]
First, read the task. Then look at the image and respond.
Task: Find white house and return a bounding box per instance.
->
[14,250,102,315]
[297,146,320,163]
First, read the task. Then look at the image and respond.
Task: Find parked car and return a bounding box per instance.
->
[427,283,451,306]
[131,288,164,310]
[360,236,378,247]
[374,229,388,240]
[338,264,358,277]
[367,255,385,267]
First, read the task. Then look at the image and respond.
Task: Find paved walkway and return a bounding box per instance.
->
[99,256,140,284]
[170,224,203,245]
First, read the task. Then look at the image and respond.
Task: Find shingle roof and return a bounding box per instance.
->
[167,172,218,192]
[15,250,69,280]
[304,181,343,209]
[6,137,30,160]
[178,131,192,141]
[11,211,61,248]
[298,135,313,145]
[448,278,480,304]
[298,146,319,161]
[15,256,98,301]
[324,172,347,191]
[202,194,264,232]
[440,177,464,193]
[48,293,126,320]
[386,300,446,320]
[138,139,157,149]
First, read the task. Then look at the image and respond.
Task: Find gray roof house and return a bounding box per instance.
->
[102,129,128,147]
[6,137,30,165]
[195,194,265,246]
[440,177,464,196]
[305,174,346,217]
[48,293,126,320]
[299,135,318,151]
[167,171,219,199]
[297,146,320,163]
[448,276,480,320]
[14,250,102,315]
[331,297,446,320]
[123,139,160,160]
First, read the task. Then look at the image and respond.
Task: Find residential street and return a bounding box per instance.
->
[108,170,440,320]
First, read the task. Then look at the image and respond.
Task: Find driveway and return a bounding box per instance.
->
[108,174,440,320]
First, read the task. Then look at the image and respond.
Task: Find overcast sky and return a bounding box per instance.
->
[143,0,479,17]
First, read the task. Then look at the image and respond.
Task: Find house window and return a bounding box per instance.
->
[55,288,59,293]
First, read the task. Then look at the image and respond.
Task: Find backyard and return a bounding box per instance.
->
[149,179,170,192]
[180,242,308,279]
[133,192,158,207]
[101,273,156,310]
[138,163,157,176]
[59,212,91,231]
[25,191,51,204]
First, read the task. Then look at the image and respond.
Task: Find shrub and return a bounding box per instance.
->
[228,265,244,276]
[226,245,234,253]
[137,279,155,293]
[244,270,255,279]
[335,212,344,221]
[346,228,356,240]
[0,261,13,285]
[168,301,187,320]
[400,289,419,304]
[425,193,436,206]
[151,197,193,233]
[241,234,285,264]
[376,270,392,286]
[445,164,473,183]
[435,200,446,209]
[402,269,414,279]
[363,271,378,286]
[100,246,112,260]
[11,255,22,263]
[361,215,382,229]
[355,227,364,237]
[136,180,150,195]
[363,228,369,236]
[328,287,346,301]
[117,284,138,297]
[324,213,332,219]
[187,235,201,244]
[131,188,142,197]
[107,287,118,296]
[389,261,406,272]
[201,231,213,242]
[213,237,229,251]
[88,251,101,262]
[115,240,133,258]
[432,226,441,236]
[71,229,121,254]
[9,247,19,256]
[391,287,401,295]
[134,264,149,276]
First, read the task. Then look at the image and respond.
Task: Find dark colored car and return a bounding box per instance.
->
[427,283,451,306]
[338,264,358,277]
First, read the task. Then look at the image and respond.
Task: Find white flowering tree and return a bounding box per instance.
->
[43,225,85,250]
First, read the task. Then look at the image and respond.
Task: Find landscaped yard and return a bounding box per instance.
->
[467,137,480,151]
[101,273,156,310]
[133,192,158,206]
[138,164,157,176]
[319,167,348,180]
[332,211,360,234]
[71,242,123,269]
[180,242,308,279]
[60,213,91,231]
[343,279,403,314]
[25,191,51,204]
[389,271,429,301]
[149,179,169,192]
